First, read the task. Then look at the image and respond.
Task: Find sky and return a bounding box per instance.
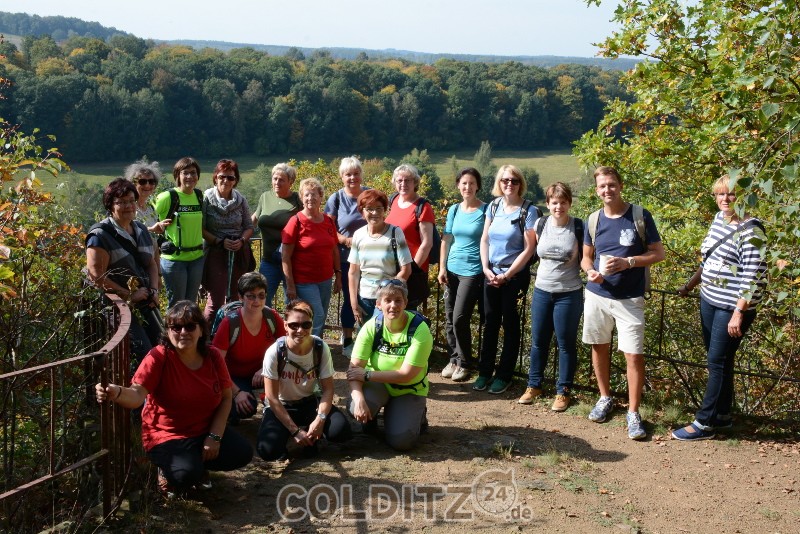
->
[13,0,622,58]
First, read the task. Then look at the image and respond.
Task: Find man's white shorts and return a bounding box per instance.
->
[581,290,645,354]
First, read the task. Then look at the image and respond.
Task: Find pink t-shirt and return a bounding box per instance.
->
[385,197,435,271]
[133,345,232,451]
[212,308,286,378]
[281,212,338,283]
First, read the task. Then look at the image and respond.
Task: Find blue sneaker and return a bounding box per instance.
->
[588,396,614,423]
[472,375,492,391]
[672,422,715,441]
[626,411,647,440]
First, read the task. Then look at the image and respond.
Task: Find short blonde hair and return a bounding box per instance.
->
[298,177,324,198]
[491,165,527,197]
[712,175,734,195]
[339,156,363,176]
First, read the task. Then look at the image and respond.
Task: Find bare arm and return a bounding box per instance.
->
[94,382,148,409]
[415,221,434,266]
[265,377,314,447]
[349,262,363,324]
[281,242,297,300]
[437,233,453,285]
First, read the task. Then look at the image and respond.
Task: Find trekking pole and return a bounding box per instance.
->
[226,247,234,303]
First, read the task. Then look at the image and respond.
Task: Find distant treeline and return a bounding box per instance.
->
[0,11,128,42]
[0,14,632,162]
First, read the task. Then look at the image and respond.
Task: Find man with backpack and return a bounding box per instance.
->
[581,166,665,440]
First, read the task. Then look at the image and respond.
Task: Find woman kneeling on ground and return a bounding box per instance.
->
[95,301,253,496]
[256,300,352,460]
[346,280,433,451]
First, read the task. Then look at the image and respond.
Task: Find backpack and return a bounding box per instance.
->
[389,193,441,265]
[371,310,431,392]
[587,204,650,291]
[488,197,544,265]
[210,301,278,347]
[534,215,585,261]
[276,336,324,379]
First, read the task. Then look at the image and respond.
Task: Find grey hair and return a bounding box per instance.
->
[298,177,324,198]
[376,280,409,302]
[272,163,297,183]
[339,156,363,176]
[392,163,421,192]
[124,159,162,182]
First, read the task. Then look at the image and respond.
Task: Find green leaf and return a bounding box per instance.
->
[761,102,779,117]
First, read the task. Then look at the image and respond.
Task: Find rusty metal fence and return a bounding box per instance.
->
[0,293,132,533]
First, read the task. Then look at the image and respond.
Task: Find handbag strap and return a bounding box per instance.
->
[703,219,762,260]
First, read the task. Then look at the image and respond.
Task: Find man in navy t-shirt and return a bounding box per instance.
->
[580,166,665,440]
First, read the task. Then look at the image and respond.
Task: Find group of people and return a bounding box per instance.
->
[88,158,767,496]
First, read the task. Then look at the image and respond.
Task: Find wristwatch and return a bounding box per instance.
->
[627,257,636,268]
[207,432,222,442]
[317,412,327,421]
[364,370,371,382]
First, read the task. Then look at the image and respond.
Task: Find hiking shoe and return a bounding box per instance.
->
[451,365,472,382]
[588,396,614,423]
[157,468,175,499]
[714,416,733,430]
[488,378,511,395]
[472,375,492,391]
[672,421,715,441]
[626,411,647,440]
[518,387,543,404]
[197,470,212,490]
[551,394,571,412]
[342,338,354,358]
[441,361,456,379]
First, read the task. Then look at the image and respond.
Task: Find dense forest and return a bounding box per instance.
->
[0,13,631,162]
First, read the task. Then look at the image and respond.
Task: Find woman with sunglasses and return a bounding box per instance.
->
[473,165,538,395]
[348,189,413,324]
[86,178,162,364]
[95,301,253,497]
[212,273,286,424]
[256,300,351,460]
[124,159,164,235]
[346,280,433,451]
[437,168,486,383]
[201,159,255,323]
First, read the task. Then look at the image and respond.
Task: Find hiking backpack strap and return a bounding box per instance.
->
[573,217,585,260]
[390,226,400,275]
[227,309,243,346]
[535,214,549,236]
[631,204,647,248]
[587,209,601,244]
[277,336,323,378]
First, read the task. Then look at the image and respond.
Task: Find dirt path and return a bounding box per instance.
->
[125,345,800,534]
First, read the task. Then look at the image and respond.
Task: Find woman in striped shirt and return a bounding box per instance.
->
[673,175,767,441]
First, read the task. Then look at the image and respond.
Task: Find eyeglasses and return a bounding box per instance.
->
[113,200,137,207]
[217,175,237,182]
[243,292,266,301]
[136,178,158,186]
[364,206,385,214]
[286,321,313,331]
[500,178,521,186]
[379,279,406,289]
[180,170,198,177]
[168,322,198,333]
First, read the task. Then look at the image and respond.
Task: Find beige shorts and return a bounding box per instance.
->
[581,290,645,354]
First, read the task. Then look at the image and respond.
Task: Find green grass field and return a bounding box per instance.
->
[41,149,584,194]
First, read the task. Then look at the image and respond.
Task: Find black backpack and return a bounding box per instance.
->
[488,197,543,264]
[371,310,431,392]
[275,336,324,379]
[535,215,585,261]
[210,302,278,347]
[389,193,441,265]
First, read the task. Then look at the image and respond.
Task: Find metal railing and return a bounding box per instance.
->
[1,293,132,532]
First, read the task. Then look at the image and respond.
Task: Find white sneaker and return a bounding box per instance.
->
[441,362,456,378]
[451,366,471,382]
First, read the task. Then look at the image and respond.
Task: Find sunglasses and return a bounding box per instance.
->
[286,321,313,331]
[379,279,406,289]
[500,178,521,186]
[217,175,237,182]
[137,178,158,186]
[243,292,267,301]
[168,322,198,333]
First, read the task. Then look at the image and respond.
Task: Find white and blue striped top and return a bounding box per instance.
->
[700,212,767,310]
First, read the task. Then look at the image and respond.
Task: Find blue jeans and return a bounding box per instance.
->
[358,296,378,321]
[527,287,583,395]
[478,270,531,381]
[161,256,205,308]
[296,279,333,337]
[229,375,259,423]
[696,297,757,426]
[339,261,356,329]
[259,252,285,308]
[444,272,484,369]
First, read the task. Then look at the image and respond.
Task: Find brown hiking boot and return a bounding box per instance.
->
[551,394,571,412]
[517,387,542,405]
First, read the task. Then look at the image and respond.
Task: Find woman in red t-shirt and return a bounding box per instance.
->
[385,163,435,309]
[281,178,342,337]
[95,301,252,497]
[212,272,286,423]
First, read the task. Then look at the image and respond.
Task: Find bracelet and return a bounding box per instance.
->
[207,432,222,442]
[113,385,122,401]
[291,427,301,437]
[734,306,744,314]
